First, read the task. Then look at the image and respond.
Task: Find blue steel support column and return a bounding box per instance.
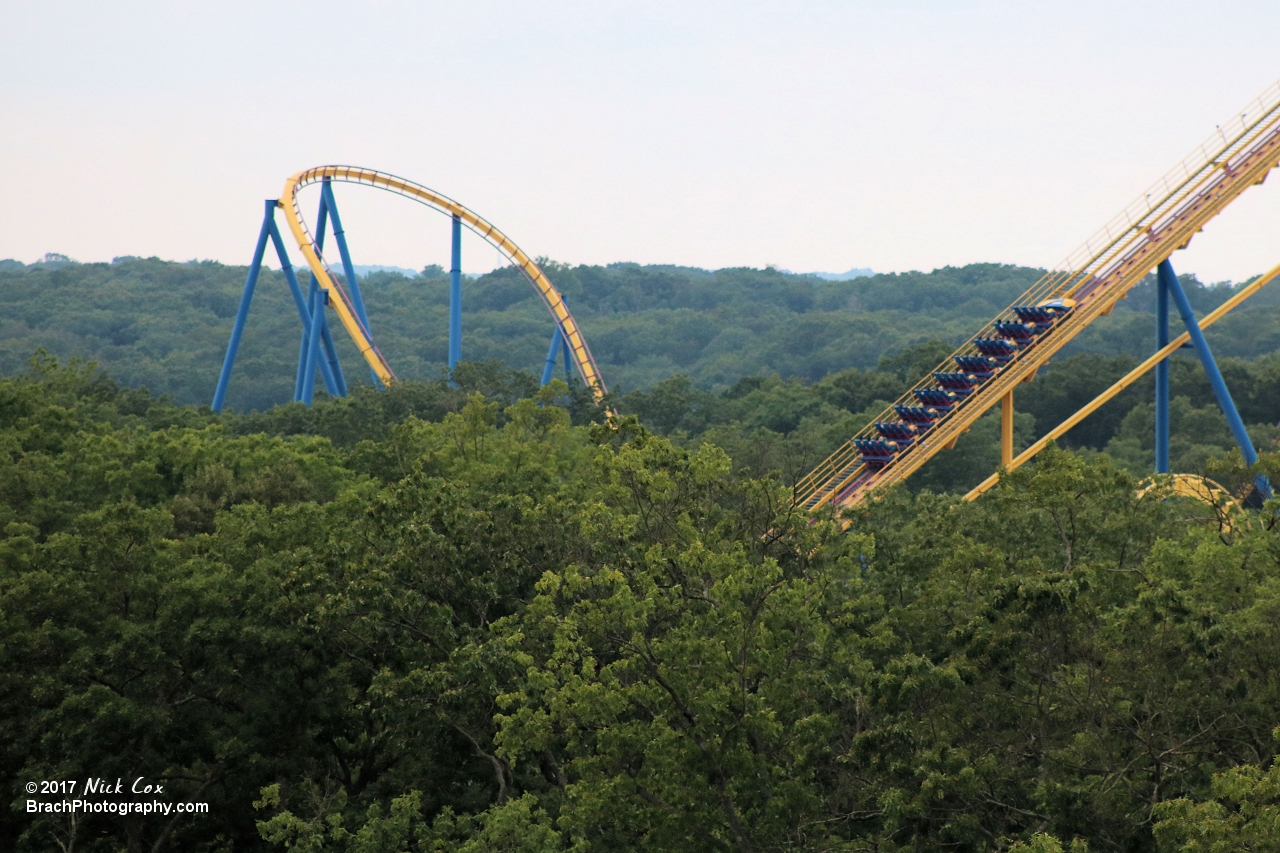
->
[449,214,462,375]
[1155,267,1170,474]
[294,193,349,398]
[313,290,345,393]
[314,301,346,396]
[322,180,381,389]
[300,287,326,406]
[1160,260,1270,496]
[268,218,345,397]
[313,192,349,394]
[212,199,275,413]
[297,193,330,399]
[321,181,372,333]
[315,310,342,396]
[295,277,317,402]
[557,296,573,384]
[541,326,564,386]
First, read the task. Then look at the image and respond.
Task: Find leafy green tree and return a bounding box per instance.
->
[1153,746,1280,851]
[494,425,856,852]
[11,346,1280,853]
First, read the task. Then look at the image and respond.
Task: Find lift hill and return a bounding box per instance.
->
[795,81,1280,513]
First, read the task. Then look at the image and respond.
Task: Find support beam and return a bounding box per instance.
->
[316,312,346,396]
[541,326,568,386]
[541,328,560,386]
[449,213,462,374]
[967,259,1280,500]
[295,277,317,402]
[268,217,344,398]
[1160,260,1270,497]
[300,287,326,406]
[321,180,380,389]
[321,180,371,335]
[212,199,274,413]
[294,192,349,399]
[1001,390,1014,467]
[213,197,354,412]
[1155,266,1170,473]
[298,194,329,399]
[314,308,342,397]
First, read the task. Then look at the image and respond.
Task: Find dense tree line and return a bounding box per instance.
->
[614,338,1280,495]
[3,255,1276,414]
[7,252,1280,850]
[4,358,1280,852]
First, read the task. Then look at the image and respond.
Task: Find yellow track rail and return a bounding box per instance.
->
[965,260,1280,500]
[279,166,607,402]
[796,80,1280,512]
[1139,474,1243,513]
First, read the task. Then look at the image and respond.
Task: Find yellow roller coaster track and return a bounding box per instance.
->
[279,166,608,403]
[796,80,1280,513]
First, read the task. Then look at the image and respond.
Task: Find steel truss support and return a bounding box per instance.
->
[1158,259,1270,497]
[213,199,348,413]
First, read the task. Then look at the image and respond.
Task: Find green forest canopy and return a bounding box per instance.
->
[4,360,1280,851]
[6,256,1280,849]
[4,255,1280,413]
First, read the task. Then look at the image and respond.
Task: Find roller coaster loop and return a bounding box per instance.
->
[211,167,607,412]
[797,79,1280,514]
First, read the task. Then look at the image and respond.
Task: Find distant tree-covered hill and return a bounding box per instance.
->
[1,255,1277,416]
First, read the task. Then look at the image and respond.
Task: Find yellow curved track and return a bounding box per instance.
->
[1137,474,1242,509]
[1138,474,1250,534]
[797,80,1280,513]
[279,166,607,402]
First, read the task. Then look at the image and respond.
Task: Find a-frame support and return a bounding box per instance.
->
[214,186,572,412]
[1155,259,1270,497]
[213,199,348,413]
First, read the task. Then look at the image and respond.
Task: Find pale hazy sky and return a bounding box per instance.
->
[4,1,1280,281]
